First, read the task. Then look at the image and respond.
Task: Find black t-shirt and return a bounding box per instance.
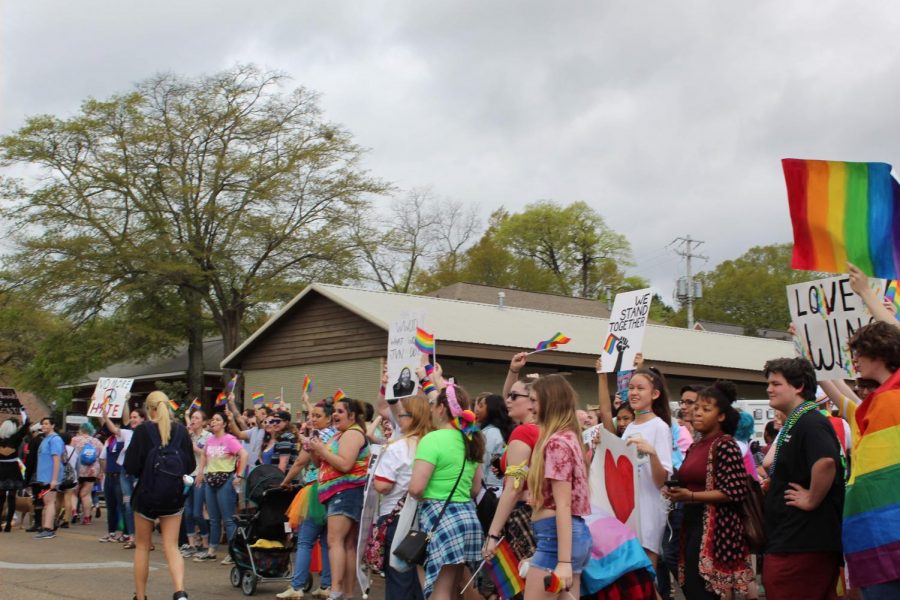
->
[764,409,845,553]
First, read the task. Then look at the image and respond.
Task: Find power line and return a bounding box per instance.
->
[672,235,708,329]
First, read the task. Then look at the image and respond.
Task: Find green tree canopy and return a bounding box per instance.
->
[688,243,816,335]
[0,65,386,395]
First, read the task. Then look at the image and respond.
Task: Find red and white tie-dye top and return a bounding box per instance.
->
[538,429,590,516]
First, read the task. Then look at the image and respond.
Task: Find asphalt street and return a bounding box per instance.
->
[0,519,386,600]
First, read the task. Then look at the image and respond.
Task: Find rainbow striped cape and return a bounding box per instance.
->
[843,368,900,588]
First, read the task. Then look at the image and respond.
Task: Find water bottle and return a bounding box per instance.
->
[182,474,194,496]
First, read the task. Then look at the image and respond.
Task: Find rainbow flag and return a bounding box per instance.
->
[842,369,900,588]
[168,399,180,411]
[414,327,435,354]
[484,539,524,600]
[602,333,619,354]
[534,332,571,352]
[332,389,345,403]
[302,375,312,395]
[543,571,564,594]
[190,397,201,411]
[215,391,227,407]
[225,375,238,393]
[251,392,265,406]
[782,158,900,278]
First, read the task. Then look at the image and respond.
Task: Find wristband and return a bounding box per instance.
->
[488,533,502,541]
[421,381,437,395]
[558,560,571,563]
[424,363,434,376]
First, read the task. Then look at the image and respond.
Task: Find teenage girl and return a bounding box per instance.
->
[524,374,592,599]
[620,367,674,568]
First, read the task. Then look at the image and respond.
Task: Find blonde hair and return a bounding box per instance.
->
[400,395,434,443]
[145,390,174,446]
[526,374,586,512]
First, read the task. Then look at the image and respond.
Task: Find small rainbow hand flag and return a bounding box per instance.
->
[190,397,201,411]
[332,389,345,403]
[782,159,900,278]
[542,571,564,594]
[168,399,180,411]
[251,392,265,406]
[603,333,619,354]
[225,375,238,394]
[484,538,525,600]
[215,392,227,407]
[534,332,571,352]
[302,375,312,395]
[414,327,435,354]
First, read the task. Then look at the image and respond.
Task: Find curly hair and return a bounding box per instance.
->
[849,321,900,373]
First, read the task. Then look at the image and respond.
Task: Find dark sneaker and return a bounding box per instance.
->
[192,550,216,562]
[34,530,56,539]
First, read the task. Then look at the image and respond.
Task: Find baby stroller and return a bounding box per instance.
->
[228,465,298,596]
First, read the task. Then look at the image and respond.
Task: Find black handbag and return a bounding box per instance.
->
[393,436,467,565]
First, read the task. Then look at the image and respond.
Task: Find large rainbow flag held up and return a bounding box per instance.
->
[842,369,900,588]
[782,159,900,278]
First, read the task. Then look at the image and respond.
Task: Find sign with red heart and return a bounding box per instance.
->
[589,427,640,536]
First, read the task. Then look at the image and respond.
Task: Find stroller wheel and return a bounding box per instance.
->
[241,571,258,596]
[302,574,313,592]
[230,566,242,588]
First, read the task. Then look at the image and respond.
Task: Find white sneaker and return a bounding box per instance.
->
[310,589,330,599]
[275,587,304,599]
[220,555,234,565]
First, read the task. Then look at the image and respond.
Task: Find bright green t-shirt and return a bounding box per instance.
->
[415,428,479,502]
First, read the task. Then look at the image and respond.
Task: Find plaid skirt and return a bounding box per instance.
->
[420,499,483,598]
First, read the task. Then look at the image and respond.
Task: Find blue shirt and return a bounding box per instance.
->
[36,433,65,484]
[670,420,684,471]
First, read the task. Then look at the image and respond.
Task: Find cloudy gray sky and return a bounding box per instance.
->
[4,1,900,302]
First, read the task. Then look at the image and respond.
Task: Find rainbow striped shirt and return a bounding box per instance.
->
[843,369,900,588]
[317,424,370,504]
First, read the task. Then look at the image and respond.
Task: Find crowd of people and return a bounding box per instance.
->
[1,268,898,600]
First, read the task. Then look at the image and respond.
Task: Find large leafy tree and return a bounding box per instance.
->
[0,66,385,396]
[687,243,815,335]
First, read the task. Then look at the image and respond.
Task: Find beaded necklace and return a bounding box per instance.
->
[773,401,817,467]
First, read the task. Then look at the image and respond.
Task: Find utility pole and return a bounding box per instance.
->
[673,235,707,329]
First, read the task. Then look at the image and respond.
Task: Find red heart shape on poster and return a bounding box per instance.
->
[604,449,635,524]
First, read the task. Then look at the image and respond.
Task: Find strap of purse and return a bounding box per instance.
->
[426,431,468,535]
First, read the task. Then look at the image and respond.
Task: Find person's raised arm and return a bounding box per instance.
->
[818,380,860,422]
[595,357,615,434]
[849,262,898,326]
[226,391,248,430]
[503,352,528,398]
[102,405,121,437]
[224,408,251,442]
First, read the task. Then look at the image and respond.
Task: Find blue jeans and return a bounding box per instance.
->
[383,514,423,600]
[205,475,237,551]
[290,517,331,590]
[530,516,592,573]
[120,474,136,536]
[863,580,900,600]
[104,472,126,535]
[183,483,209,538]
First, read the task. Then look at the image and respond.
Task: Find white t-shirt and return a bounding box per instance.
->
[481,425,505,490]
[65,444,78,471]
[373,437,416,517]
[622,416,673,554]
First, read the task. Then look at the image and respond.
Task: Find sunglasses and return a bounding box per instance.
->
[507,392,530,401]
[264,418,282,425]
[398,413,412,418]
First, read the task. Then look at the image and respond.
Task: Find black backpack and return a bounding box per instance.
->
[137,423,187,512]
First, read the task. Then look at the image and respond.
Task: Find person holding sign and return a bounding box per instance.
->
[620,368,673,568]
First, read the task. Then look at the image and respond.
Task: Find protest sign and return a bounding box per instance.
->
[600,288,652,373]
[787,275,885,380]
[0,388,20,422]
[386,311,427,401]
[589,427,641,535]
[87,377,134,419]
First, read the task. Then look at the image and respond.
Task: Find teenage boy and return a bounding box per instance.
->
[762,357,844,600]
[842,321,900,597]
[34,417,65,539]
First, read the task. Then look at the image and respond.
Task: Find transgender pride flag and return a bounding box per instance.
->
[580,506,654,595]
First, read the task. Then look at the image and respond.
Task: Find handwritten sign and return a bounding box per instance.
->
[386,311,426,400]
[787,275,884,380]
[0,388,21,421]
[600,289,652,373]
[589,427,641,535]
[87,377,134,419]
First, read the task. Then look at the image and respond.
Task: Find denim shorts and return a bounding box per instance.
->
[530,516,592,573]
[325,485,364,522]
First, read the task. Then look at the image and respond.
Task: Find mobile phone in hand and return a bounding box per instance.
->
[664,479,680,488]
